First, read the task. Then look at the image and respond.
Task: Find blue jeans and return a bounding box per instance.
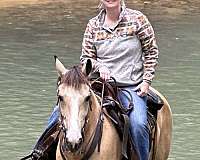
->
[118,86,149,160]
[47,105,59,129]
[34,105,59,148]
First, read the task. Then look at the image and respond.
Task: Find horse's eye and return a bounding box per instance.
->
[59,95,64,102]
[85,95,91,102]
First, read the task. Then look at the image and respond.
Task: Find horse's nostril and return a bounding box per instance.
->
[78,137,83,145]
[64,138,72,150]
[74,143,79,151]
[65,138,70,146]
[74,138,83,150]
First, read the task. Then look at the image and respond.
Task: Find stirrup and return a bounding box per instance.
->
[20,149,42,160]
[32,148,44,160]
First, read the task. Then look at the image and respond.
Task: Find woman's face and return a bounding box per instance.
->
[100,0,121,9]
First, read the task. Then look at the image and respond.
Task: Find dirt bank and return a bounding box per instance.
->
[0,0,50,8]
[0,0,199,11]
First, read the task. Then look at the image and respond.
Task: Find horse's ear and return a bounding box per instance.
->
[54,56,68,76]
[82,59,92,76]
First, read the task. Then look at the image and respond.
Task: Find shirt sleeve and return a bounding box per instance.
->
[136,13,159,84]
[80,21,102,70]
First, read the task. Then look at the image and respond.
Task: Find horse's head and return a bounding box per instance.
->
[55,56,93,152]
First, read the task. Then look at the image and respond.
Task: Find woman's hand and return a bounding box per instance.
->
[134,81,150,97]
[99,66,111,81]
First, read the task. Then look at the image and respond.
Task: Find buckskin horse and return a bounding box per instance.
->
[54,56,172,160]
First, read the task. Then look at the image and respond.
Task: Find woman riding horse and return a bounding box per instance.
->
[21,57,172,160]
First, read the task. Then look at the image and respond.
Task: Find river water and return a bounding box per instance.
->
[0,0,199,159]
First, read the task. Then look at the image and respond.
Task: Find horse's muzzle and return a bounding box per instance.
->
[64,137,83,152]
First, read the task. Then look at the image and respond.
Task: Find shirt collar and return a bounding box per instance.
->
[98,5,126,28]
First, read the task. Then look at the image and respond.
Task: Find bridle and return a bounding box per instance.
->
[57,90,93,140]
[57,87,92,136]
[56,77,95,150]
[56,76,105,160]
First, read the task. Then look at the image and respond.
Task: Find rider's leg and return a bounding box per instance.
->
[34,105,59,145]
[47,105,59,130]
[118,87,149,160]
[31,105,60,160]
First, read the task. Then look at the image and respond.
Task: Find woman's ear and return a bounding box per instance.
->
[82,59,92,76]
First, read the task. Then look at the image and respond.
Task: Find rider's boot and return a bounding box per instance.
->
[30,121,60,160]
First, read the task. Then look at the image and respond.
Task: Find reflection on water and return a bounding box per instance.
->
[0,1,199,159]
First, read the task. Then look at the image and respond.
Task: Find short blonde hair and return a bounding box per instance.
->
[98,0,125,10]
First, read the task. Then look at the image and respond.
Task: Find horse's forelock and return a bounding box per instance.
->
[61,65,88,89]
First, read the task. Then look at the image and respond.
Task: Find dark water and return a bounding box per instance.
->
[0,1,199,159]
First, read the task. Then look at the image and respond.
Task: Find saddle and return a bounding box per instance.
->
[90,79,164,160]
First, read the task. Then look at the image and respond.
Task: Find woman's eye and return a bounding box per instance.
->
[85,95,91,102]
